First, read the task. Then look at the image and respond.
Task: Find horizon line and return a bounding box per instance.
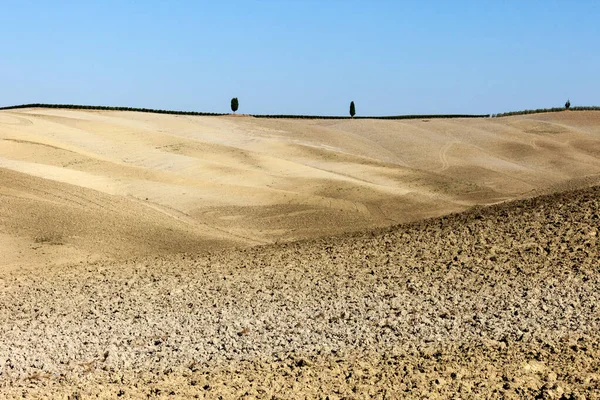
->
[2,102,600,119]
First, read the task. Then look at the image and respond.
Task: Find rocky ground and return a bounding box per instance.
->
[1,185,599,399]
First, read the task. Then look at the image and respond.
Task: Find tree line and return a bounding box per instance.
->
[7,98,596,119]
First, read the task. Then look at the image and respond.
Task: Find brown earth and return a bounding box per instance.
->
[0,185,599,399]
[1,110,600,398]
[2,109,600,269]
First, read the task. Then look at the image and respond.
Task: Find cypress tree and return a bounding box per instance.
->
[231,97,239,113]
[349,101,356,118]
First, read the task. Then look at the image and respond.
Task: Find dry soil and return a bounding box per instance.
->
[0,185,599,398]
[1,110,600,398]
[2,109,600,268]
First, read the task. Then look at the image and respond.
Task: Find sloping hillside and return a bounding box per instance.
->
[1,185,598,398]
[1,109,600,268]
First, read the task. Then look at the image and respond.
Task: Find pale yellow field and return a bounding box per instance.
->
[1,109,600,269]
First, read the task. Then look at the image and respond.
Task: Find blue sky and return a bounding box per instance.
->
[1,1,599,115]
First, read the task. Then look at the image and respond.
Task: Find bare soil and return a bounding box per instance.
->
[2,109,600,270]
[1,185,598,399]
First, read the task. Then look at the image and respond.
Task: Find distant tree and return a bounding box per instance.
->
[565,99,571,109]
[231,97,239,113]
[349,101,356,118]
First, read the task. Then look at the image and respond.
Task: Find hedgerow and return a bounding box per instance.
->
[494,106,600,118]
[0,103,227,116]
[3,103,599,119]
[0,103,489,119]
[251,113,490,120]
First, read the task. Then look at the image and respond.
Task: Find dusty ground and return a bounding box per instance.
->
[1,185,599,398]
[2,109,600,268]
[1,110,600,398]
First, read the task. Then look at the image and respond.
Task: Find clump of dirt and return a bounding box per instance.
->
[1,186,599,398]
[33,232,64,245]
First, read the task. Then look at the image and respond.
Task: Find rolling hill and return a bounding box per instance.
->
[1,108,600,269]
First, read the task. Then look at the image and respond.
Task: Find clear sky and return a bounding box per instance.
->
[1,1,599,116]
